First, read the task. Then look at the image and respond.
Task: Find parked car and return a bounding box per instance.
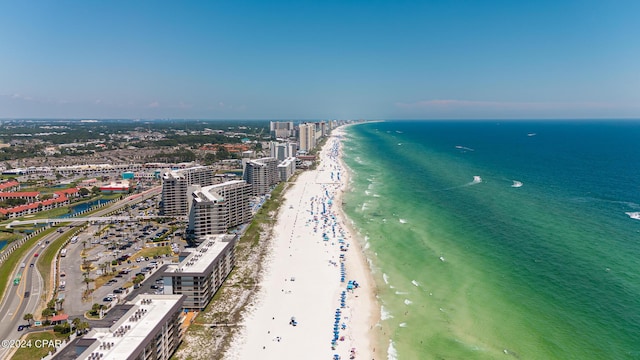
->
[103,297,113,302]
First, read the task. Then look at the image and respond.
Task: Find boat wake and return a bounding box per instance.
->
[455,145,475,152]
[626,212,640,220]
[443,176,483,191]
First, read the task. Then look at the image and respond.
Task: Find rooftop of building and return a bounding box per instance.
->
[78,294,184,360]
[192,180,248,204]
[162,165,210,179]
[165,234,236,275]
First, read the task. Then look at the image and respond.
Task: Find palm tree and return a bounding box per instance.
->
[99,262,107,276]
[56,298,65,311]
[47,299,57,311]
[41,308,53,323]
[83,276,92,290]
[23,313,33,326]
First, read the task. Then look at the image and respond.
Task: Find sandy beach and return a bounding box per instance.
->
[226,127,379,360]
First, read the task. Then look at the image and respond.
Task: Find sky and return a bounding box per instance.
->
[0,0,639,120]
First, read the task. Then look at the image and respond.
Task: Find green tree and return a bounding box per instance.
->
[216,146,231,160]
[41,308,53,322]
[47,299,57,311]
[79,188,90,197]
[23,313,33,325]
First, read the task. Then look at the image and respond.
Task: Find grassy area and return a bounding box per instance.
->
[133,246,173,259]
[0,230,21,244]
[99,193,124,201]
[94,274,115,289]
[36,229,76,298]
[10,330,68,360]
[0,228,56,302]
[238,181,286,251]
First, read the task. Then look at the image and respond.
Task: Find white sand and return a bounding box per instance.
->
[226,127,378,360]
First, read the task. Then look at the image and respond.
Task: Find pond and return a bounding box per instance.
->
[58,199,111,218]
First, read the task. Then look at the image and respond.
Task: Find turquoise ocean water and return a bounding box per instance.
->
[341,121,640,360]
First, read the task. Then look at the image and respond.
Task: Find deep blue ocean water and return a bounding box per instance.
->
[341,120,640,359]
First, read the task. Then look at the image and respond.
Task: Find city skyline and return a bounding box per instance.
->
[1,0,639,120]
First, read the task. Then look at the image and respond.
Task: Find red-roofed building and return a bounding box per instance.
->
[0,180,19,192]
[49,313,69,325]
[0,188,76,218]
[0,192,39,202]
[55,187,80,198]
[100,181,131,193]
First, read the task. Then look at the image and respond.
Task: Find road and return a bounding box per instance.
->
[0,232,51,359]
[0,186,162,358]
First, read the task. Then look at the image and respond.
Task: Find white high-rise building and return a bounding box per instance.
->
[161,166,214,216]
[277,157,297,182]
[243,157,278,196]
[269,141,296,162]
[298,123,316,152]
[163,234,237,310]
[187,181,252,239]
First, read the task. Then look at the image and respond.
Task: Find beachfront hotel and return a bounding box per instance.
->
[161,165,214,216]
[298,121,328,152]
[62,294,186,360]
[162,234,237,310]
[298,123,316,152]
[242,157,278,196]
[186,180,252,238]
[277,157,297,182]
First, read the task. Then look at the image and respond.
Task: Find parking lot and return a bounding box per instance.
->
[58,195,186,317]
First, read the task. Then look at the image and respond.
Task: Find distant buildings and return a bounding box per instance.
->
[298,121,331,152]
[269,141,297,162]
[269,121,295,139]
[161,166,214,216]
[187,181,252,238]
[163,234,237,310]
[72,294,186,360]
[99,180,132,193]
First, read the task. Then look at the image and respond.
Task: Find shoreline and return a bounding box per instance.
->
[225,125,380,359]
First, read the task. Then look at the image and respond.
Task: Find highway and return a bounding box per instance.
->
[0,232,50,359]
[0,185,162,359]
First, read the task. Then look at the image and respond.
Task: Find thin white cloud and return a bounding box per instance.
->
[148,101,160,108]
